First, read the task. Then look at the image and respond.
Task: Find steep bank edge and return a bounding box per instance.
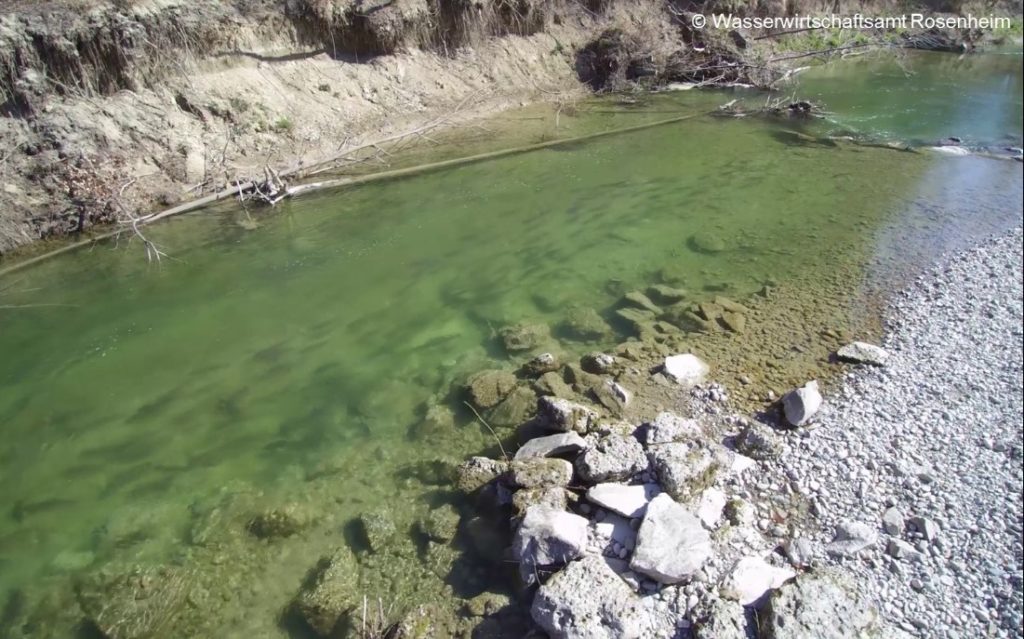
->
[0,0,683,257]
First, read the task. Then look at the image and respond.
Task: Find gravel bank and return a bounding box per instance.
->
[777,227,1024,637]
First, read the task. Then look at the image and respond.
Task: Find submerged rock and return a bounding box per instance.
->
[630,494,711,584]
[498,322,550,353]
[77,565,193,639]
[456,457,508,493]
[487,386,537,427]
[412,401,456,440]
[521,352,560,377]
[562,306,613,342]
[358,508,398,553]
[663,353,710,386]
[465,370,517,410]
[533,370,575,398]
[782,380,822,426]
[512,506,588,583]
[247,505,311,540]
[614,307,657,331]
[464,591,512,618]
[420,504,460,543]
[293,549,360,637]
[647,284,687,304]
[620,290,662,314]
[689,230,728,254]
[836,341,890,366]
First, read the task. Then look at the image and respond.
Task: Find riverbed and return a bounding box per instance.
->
[0,50,1021,637]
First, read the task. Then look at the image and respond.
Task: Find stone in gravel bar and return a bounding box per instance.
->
[506,458,573,488]
[826,521,878,558]
[465,369,517,409]
[576,434,647,483]
[695,487,727,528]
[514,432,587,460]
[724,556,796,606]
[783,537,814,568]
[908,516,940,541]
[693,598,748,639]
[630,494,711,583]
[512,486,570,517]
[586,483,660,518]
[580,352,617,374]
[836,341,891,366]
[521,352,559,377]
[512,506,588,583]
[782,380,822,426]
[532,554,663,638]
[886,538,924,561]
[638,411,701,445]
[713,296,752,314]
[882,507,905,536]
[648,441,719,501]
[663,353,710,386]
[590,379,632,413]
[760,569,881,639]
[456,456,508,492]
[721,310,747,333]
[734,421,783,460]
[537,396,599,433]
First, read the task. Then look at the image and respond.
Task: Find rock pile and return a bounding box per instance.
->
[449,349,900,638]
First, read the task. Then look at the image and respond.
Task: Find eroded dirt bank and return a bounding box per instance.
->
[1,0,1015,259]
[0,0,683,256]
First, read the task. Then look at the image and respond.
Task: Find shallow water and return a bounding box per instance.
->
[0,51,1021,637]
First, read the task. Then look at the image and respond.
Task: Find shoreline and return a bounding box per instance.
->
[446,224,1023,637]
[1,0,1016,260]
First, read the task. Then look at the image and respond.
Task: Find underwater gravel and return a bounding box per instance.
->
[776,227,1024,638]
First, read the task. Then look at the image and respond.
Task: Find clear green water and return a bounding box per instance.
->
[0,51,1021,637]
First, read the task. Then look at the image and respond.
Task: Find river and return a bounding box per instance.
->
[0,50,1020,638]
